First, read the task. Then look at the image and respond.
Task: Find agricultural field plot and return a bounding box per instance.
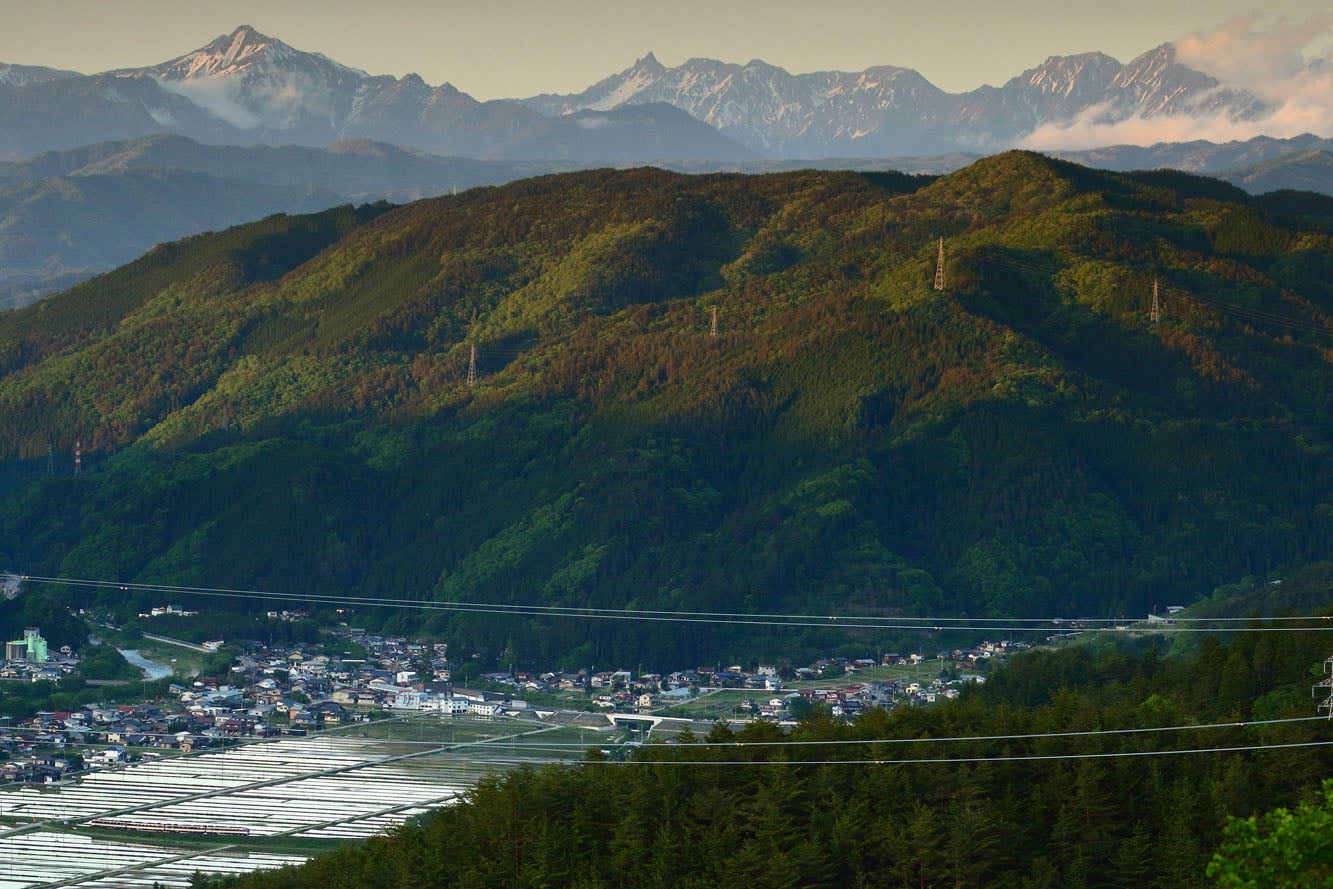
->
[0,719,588,885]
[0,739,377,824]
[0,716,616,886]
[69,849,307,889]
[439,725,604,763]
[0,830,305,889]
[652,689,760,719]
[343,714,535,745]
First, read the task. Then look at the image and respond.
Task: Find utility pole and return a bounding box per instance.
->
[1314,656,1333,719]
[933,237,945,292]
[710,306,718,337]
[467,307,479,388]
[1151,278,1161,325]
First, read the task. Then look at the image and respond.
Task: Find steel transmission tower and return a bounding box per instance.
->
[710,306,718,336]
[1151,278,1161,324]
[1315,656,1333,719]
[467,343,477,388]
[933,237,945,292]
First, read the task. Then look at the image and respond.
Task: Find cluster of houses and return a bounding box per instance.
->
[0,699,250,784]
[0,625,1037,783]
[135,605,199,618]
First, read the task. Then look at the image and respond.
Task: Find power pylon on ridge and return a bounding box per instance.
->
[933,237,945,292]
[710,306,718,337]
[1315,656,1333,719]
[1151,278,1161,324]
[467,343,477,388]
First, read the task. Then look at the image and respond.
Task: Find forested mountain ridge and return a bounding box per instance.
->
[1,153,1332,666]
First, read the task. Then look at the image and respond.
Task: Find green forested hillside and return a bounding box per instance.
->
[1,154,1332,665]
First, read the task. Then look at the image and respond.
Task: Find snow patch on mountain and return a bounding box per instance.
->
[0,62,81,88]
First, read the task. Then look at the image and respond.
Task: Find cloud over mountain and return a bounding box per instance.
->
[1023,15,1333,150]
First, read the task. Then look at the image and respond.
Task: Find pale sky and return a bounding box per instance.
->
[0,0,1329,99]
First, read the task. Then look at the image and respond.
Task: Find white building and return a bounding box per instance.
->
[391,692,427,710]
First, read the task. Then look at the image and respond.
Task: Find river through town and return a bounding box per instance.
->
[116,648,173,680]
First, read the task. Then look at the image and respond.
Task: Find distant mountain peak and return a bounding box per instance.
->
[221,24,274,50]
[230,24,266,40]
[150,24,368,82]
[160,25,282,78]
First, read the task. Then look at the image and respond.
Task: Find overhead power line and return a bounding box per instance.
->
[16,715,1320,751]
[5,740,1331,793]
[265,738,1333,767]
[552,737,1333,766]
[18,575,1333,634]
[323,715,1333,750]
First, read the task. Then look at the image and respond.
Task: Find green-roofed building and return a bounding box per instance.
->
[6,627,48,663]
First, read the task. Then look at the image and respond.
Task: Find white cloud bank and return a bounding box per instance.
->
[1021,14,1333,150]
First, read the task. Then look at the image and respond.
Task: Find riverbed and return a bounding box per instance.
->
[116,648,173,680]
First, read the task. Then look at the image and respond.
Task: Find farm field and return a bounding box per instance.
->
[0,715,594,887]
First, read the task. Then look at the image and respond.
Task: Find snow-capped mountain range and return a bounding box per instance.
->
[0,26,751,163]
[523,45,1265,157]
[0,26,1269,162]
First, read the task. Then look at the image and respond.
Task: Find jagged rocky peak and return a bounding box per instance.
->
[1114,42,1202,88]
[157,25,280,78]
[633,52,664,71]
[1010,52,1123,95]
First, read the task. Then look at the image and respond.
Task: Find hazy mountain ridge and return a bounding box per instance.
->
[1209,149,1333,195]
[0,134,591,308]
[0,133,577,196]
[0,61,81,88]
[676,134,1333,195]
[0,168,341,310]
